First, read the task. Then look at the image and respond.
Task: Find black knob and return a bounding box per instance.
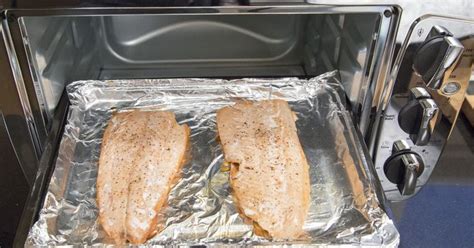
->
[412,26,464,89]
[398,99,424,134]
[398,87,438,146]
[413,36,450,84]
[384,151,424,195]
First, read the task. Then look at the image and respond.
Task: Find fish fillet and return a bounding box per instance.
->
[216,100,310,240]
[96,110,189,244]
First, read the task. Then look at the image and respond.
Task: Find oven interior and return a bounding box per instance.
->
[9,10,397,246]
[19,12,386,133]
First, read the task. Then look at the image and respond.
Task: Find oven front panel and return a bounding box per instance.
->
[373,17,474,201]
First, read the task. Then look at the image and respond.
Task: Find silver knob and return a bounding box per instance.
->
[413,26,464,89]
[415,98,438,145]
[384,140,424,196]
[398,153,422,195]
[427,25,452,39]
[398,87,439,146]
[392,139,410,152]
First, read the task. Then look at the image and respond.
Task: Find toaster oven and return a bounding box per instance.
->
[0,0,472,246]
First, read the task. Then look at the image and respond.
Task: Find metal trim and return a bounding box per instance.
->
[359,6,399,136]
[1,15,43,157]
[0,15,40,185]
[17,17,52,128]
[4,5,394,17]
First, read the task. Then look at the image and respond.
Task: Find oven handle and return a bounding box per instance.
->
[13,92,69,246]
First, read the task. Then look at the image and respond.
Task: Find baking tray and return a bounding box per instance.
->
[26,71,399,247]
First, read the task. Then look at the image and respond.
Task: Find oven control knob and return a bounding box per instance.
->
[398,87,438,146]
[384,140,424,195]
[413,25,464,89]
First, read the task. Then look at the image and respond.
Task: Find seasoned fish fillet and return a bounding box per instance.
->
[216,100,310,240]
[97,110,189,244]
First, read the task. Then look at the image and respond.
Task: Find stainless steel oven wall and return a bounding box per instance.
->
[97,14,307,78]
[20,17,101,127]
[98,12,383,122]
[16,8,392,144]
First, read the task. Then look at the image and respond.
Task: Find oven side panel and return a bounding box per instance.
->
[0,18,37,248]
[0,19,39,184]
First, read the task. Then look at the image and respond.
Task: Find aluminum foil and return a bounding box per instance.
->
[26,71,399,247]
